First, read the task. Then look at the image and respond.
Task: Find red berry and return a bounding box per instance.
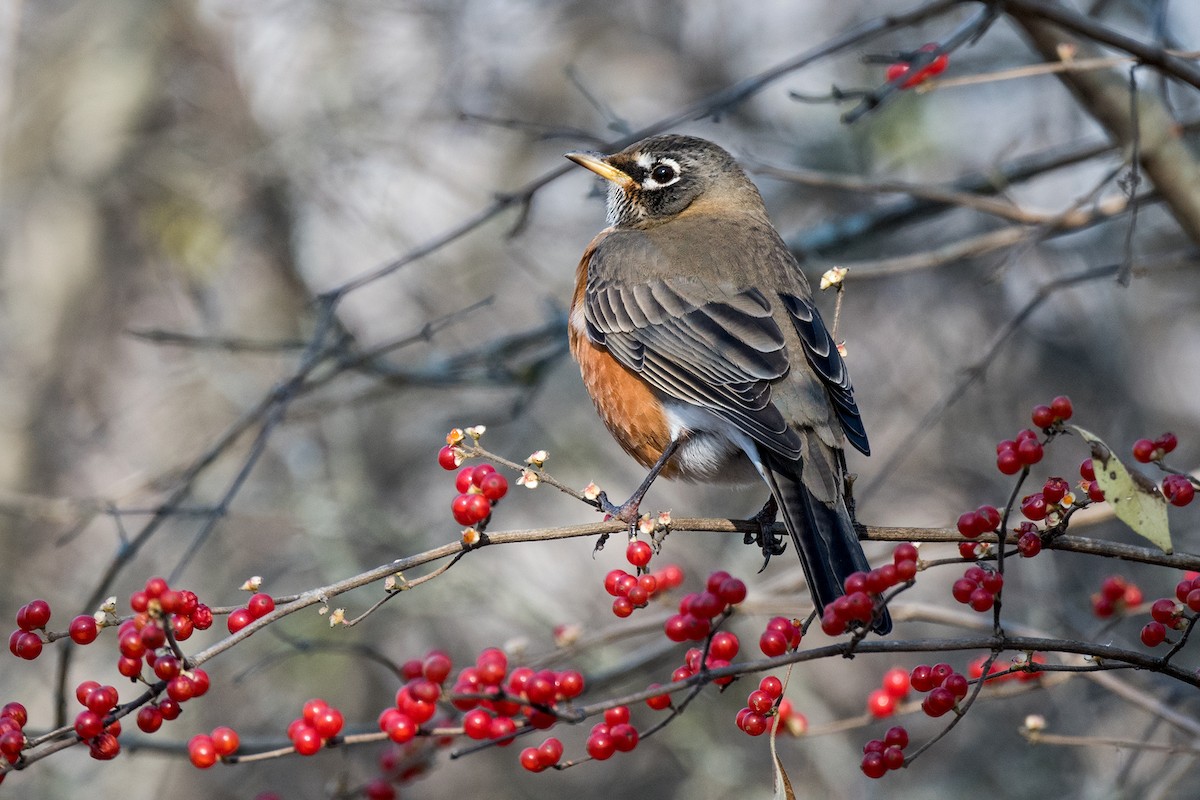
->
[1163,475,1195,507]
[166,675,195,702]
[451,493,477,526]
[1050,395,1073,421]
[1017,530,1042,557]
[759,675,784,698]
[470,464,496,487]
[709,631,739,661]
[1031,404,1055,429]
[85,685,119,714]
[1,702,27,727]
[909,665,933,693]
[227,607,254,633]
[944,672,969,700]
[609,723,638,752]
[13,631,42,660]
[291,724,322,755]
[867,689,896,718]
[247,593,275,619]
[1042,477,1069,505]
[952,578,977,605]
[882,667,909,698]
[1151,598,1180,625]
[956,511,980,539]
[423,652,453,684]
[1079,458,1096,481]
[1016,437,1044,466]
[557,669,585,699]
[646,689,672,711]
[519,746,544,772]
[861,751,887,779]
[538,736,564,766]
[1086,481,1106,503]
[462,709,492,740]
[921,687,956,717]
[383,711,416,743]
[1020,494,1048,521]
[969,588,995,612]
[586,731,616,760]
[136,706,163,734]
[65,613,97,645]
[158,699,182,721]
[612,597,634,618]
[737,710,769,736]
[479,472,508,501]
[74,710,105,739]
[747,689,775,714]
[1132,438,1157,463]
[455,467,476,493]
[1141,621,1167,647]
[883,744,905,771]
[211,726,240,756]
[1100,576,1127,602]
[625,540,652,568]
[717,577,747,606]
[604,569,629,597]
[312,706,344,739]
[997,450,1022,475]
[1157,432,1178,454]
[438,445,460,470]
[20,600,50,631]
[884,725,909,749]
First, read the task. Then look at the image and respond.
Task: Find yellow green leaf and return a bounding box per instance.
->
[1072,426,1172,553]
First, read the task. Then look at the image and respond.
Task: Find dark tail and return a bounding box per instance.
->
[761,459,892,635]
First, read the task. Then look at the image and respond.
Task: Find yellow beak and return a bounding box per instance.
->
[565,152,636,190]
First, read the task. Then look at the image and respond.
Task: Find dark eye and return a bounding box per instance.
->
[650,164,677,184]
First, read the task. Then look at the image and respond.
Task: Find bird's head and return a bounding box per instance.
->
[567,135,763,229]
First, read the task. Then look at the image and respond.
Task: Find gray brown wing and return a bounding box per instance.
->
[584,276,803,461]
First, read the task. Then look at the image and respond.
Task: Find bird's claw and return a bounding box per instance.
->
[596,490,641,526]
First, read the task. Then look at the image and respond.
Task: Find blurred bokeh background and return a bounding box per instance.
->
[2,1,1200,798]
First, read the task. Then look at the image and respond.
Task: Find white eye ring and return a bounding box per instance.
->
[641,157,681,190]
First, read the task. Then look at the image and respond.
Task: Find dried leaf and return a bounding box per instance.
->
[1072,426,1171,553]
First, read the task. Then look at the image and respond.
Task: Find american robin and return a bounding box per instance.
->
[565,134,891,634]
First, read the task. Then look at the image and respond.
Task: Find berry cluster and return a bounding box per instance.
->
[286,699,344,756]
[663,570,746,642]
[996,429,1044,475]
[1141,572,1200,647]
[0,702,27,773]
[820,543,916,636]
[187,726,240,768]
[909,663,969,718]
[885,43,948,88]
[758,615,803,657]
[446,463,508,527]
[604,550,684,618]
[1030,396,1074,431]
[1132,432,1178,464]
[1091,575,1144,618]
[70,681,124,760]
[116,577,213,685]
[584,705,640,761]
[227,592,276,634]
[866,667,911,718]
[860,726,909,779]
[1020,476,1075,524]
[735,674,786,736]
[951,565,1003,612]
[667,636,741,697]
[427,647,587,752]
[518,737,563,772]
[8,600,51,660]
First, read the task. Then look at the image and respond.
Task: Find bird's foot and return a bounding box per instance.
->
[744,495,787,572]
[596,490,642,526]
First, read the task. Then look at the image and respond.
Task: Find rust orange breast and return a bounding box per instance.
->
[569,235,677,478]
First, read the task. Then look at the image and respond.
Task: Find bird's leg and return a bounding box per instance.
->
[745,494,788,572]
[596,437,683,525]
